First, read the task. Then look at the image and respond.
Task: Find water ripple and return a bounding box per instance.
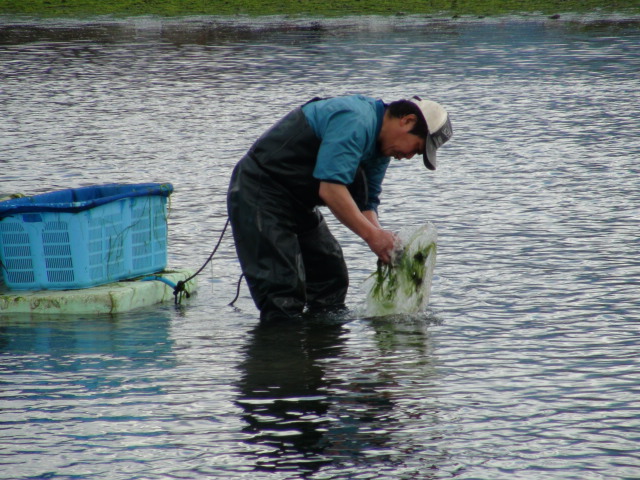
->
[1,16,640,480]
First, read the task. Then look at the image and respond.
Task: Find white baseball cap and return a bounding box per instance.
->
[409,96,453,170]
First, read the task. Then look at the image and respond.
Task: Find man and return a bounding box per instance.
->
[227,95,452,323]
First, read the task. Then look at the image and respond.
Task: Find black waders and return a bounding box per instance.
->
[227,107,351,323]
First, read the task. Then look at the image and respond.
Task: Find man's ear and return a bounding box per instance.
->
[400,114,418,130]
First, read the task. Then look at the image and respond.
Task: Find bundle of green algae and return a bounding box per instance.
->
[362,223,437,317]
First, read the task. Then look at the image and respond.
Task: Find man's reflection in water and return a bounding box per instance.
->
[235,317,345,475]
[236,314,441,477]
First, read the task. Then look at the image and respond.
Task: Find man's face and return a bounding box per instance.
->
[378,114,426,161]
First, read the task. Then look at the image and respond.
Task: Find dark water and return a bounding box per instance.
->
[1,14,639,479]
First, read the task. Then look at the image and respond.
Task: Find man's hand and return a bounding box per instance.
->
[365,228,398,264]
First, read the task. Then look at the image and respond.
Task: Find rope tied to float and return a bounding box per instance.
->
[140,275,189,305]
[142,217,231,305]
[171,280,190,305]
[175,217,230,304]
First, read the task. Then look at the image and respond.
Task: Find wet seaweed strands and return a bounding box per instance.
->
[362,223,437,316]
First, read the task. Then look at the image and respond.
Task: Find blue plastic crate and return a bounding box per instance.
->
[0,183,173,291]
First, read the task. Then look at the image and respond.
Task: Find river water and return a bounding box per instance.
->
[1,13,639,480]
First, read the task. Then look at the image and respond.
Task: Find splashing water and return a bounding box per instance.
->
[361,223,437,316]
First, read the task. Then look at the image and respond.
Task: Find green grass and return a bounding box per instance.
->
[1,0,638,18]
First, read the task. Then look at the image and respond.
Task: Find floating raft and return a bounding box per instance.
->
[0,269,196,315]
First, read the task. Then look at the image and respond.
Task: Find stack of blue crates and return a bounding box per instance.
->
[0,183,173,291]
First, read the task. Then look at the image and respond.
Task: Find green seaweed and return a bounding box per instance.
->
[370,241,436,305]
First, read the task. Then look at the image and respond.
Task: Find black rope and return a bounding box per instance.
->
[173,217,230,305]
[228,273,245,307]
[172,279,191,305]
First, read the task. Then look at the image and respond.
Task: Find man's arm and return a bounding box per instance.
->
[319,181,396,264]
[362,209,381,228]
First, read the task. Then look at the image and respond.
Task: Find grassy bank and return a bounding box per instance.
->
[1,0,638,18]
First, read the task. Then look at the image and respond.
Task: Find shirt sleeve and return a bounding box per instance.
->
[363,157,389,213]
[312,110,371,185]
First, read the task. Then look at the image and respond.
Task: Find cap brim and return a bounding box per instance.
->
[423,133,437,170]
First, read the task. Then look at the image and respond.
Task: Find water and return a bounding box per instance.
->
[1,13,640,479]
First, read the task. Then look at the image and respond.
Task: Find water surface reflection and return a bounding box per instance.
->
[1,14,640,480]
[236,314,445,478]
[237,318,344,474]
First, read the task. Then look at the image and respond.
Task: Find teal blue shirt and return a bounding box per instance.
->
[302,95,390,212]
